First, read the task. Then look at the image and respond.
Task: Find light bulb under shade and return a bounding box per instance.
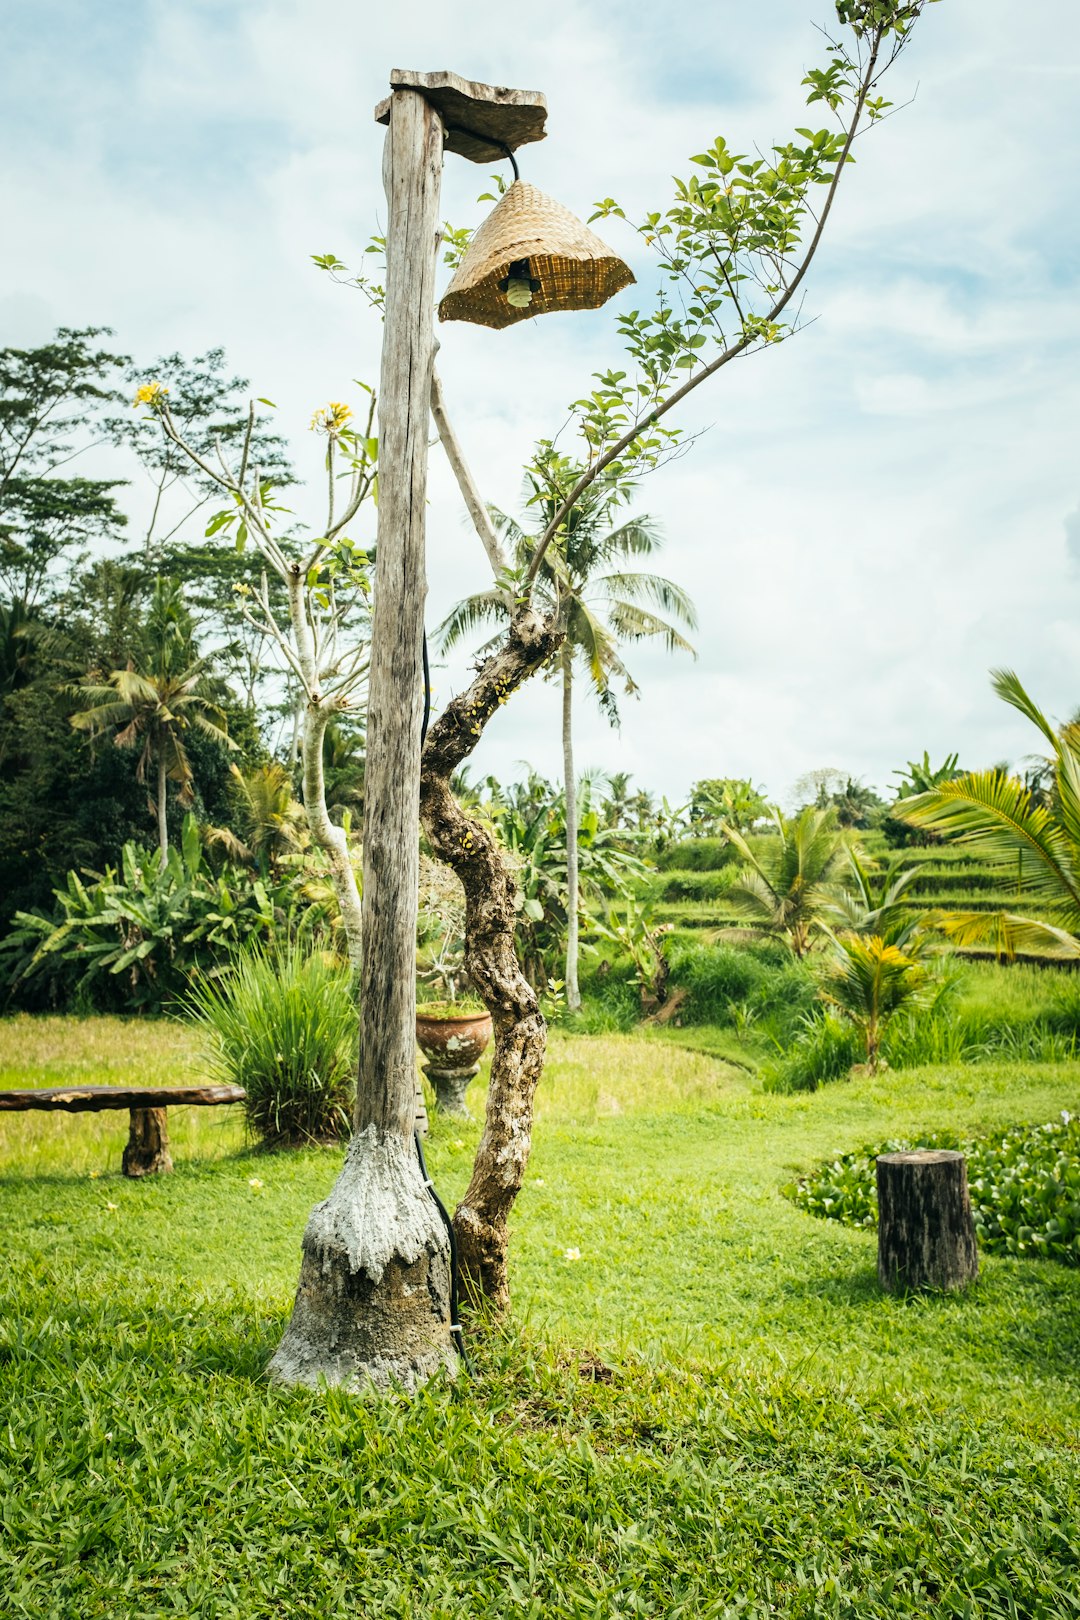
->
[438,181,634,330]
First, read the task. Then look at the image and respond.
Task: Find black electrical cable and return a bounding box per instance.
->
[414,1124,472,1373]
[443,124,519,182]
[415,628,471,1373]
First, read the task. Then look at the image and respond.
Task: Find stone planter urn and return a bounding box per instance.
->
[415,1007,493,1117]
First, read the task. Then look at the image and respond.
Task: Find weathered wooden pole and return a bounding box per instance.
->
[876,1149,979,1294]
[270,72,548,1394]
[270,85,455,1393]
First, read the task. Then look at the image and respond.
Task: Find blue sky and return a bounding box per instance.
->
[3,0,1079,803]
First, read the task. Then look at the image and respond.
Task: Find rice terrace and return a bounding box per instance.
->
[1,2,1079,1616]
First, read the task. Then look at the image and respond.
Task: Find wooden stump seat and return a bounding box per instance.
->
[0,1084,246,1177]
[876,1149,979,1294]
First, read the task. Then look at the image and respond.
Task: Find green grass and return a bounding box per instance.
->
[1,1014,1079,1616]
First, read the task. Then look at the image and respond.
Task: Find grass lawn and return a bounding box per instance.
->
[1,1014,1078,1617]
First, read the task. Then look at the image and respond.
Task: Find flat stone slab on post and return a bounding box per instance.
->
[375,71,547,164]
[877,1149,979,1294]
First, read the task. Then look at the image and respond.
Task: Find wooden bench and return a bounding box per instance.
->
[0,1084,246,1177]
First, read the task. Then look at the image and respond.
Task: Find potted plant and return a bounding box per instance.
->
[416,856,492,1116]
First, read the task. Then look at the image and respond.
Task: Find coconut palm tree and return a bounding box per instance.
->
[895,669,1080,959]
[723,805,850,957]
[437,466,696,1010]
[818,932,932,1072]
[205,761,305,875]
[70,579,233,864]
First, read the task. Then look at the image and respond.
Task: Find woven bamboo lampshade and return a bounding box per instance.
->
[438,180,635,330]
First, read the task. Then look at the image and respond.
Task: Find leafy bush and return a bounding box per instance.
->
[655,868,737,902]
[655,838,734,872]
[190,944,357,1147]
[0,815,284,1012]
[789,1114,1080,1264]
[666,941,815,1039]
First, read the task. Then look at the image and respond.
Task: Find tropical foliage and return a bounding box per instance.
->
[896,670,1080,959]
[1,814,288,1011]
[723,806,851,956]
[190,943,356,1147]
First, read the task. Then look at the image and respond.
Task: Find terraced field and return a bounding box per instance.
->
[642,830,1048,950]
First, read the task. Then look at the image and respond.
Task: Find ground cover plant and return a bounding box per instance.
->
[2,1014,1079,1616]
[790,1112,1080,1263]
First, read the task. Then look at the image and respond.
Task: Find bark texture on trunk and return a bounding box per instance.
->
[122,1106,172,1177]
[269,1128,453,1392]
[561,649,581,1012]
[156,757,169,866]
[421,606,563,1308]
[271,87,455,1393]
[300,697,363,974]
[877,1150,979,1294]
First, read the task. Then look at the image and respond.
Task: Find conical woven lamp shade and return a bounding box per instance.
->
[439,180,635,330]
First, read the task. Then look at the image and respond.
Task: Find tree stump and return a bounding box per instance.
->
[876,1150,978,1294]
[122,1107,172,1178]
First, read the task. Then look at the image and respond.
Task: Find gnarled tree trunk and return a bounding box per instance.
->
[561,649,582,1012]
[420,606,563,1308]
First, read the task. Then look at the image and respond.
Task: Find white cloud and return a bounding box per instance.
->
[1,0,1078,803]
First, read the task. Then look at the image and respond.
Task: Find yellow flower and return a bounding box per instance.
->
[310,400,352,434]
[133,380,168,409]
[248,1177,264,1190]
[563,1247,581,1261]
[105,1201,119,1212]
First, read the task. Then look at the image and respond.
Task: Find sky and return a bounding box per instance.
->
[2,0,1079,805]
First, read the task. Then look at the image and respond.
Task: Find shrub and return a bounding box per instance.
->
[666,941,814,1036]
[0,815,284,1013]
[789,1114,1080,1265]
[655,838,734,873]
[761,1010,863,1092]
[190,944,357,1147]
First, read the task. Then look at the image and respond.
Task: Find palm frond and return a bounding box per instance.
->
[434,590,509,654]
[935,910,1080,961]
[898,770,1080,916]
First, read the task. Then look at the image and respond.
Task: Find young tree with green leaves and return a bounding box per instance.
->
[724,805,850,956]
[819,930,931,1071]
[130,387,377,968]
[438,466,695,1010]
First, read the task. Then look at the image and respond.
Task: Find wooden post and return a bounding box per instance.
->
[877,1150,979,1294]
[269,71,547,1393]
[122,1107,172,1177]
[357,85,445,1139]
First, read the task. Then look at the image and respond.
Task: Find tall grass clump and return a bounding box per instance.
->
[761,1010,863,1092]
[190,944,357,1148]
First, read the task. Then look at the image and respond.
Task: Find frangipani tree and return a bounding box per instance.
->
[134,384,376,970]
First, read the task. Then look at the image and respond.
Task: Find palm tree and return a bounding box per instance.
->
[70,579,233,864]
[818,932,931,1072]
[723,805,849,957]
[206,761,305,875]
[895,669,1080,959]
[438,468,695,1009]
